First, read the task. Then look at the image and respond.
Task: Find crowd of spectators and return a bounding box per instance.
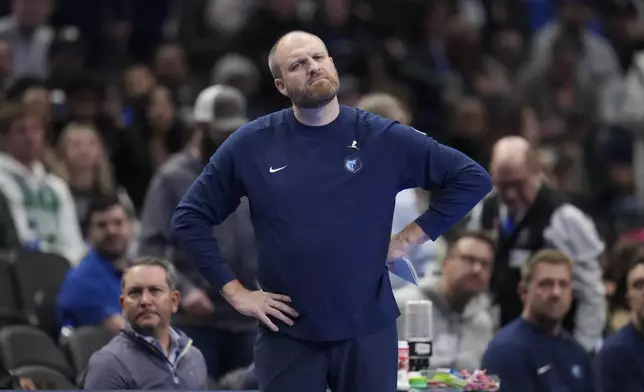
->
[2,0,644,390]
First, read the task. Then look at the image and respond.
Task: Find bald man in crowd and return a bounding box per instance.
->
[467,136,606,353]
[172,30,492,392]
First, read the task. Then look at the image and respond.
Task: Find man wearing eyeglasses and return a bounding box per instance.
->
[466,136,606,353]
[395,231,497,371]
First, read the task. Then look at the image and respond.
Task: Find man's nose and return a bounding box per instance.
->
[502,188,518,200]
[140,290,154,304]
[106,223,123,235]
[551,284,563,298]
[308,61,321,74]
[471,260,484,274]
[104,229,119,238]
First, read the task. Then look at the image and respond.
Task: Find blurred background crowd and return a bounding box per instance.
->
[1,0,644,389]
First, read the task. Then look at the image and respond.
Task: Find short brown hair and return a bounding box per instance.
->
[122,256,178,291]
[0,101,44,135]
[356,93,410,124]
[446,230,496,255]
[268,41,282,79]
[521,249,573,283]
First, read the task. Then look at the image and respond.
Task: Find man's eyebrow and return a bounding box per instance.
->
[288,51,327,66]
[126,284,164,290]
[288,57,304,67]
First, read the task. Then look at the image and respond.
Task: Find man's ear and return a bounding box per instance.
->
[440,255,450,270]
[518,280,528,302]
[171,290,180,314]
[274,79,288,98]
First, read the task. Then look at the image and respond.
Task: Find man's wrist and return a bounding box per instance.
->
[396,222,429,248]
[220,280,247,304]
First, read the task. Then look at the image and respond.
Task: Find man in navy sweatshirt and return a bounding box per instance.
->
[595,255,644,391]
[171,30,492,392]
[481,249,595,392]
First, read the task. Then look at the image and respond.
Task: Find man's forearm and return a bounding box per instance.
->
[172,210,237,291]
[393,222,429,249]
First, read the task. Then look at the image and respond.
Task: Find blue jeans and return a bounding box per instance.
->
[177,325,255,381]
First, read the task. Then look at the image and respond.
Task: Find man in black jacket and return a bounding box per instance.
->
[467,136,605,353]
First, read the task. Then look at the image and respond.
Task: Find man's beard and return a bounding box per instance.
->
[635,313,644,329]
[287,76,340,109]
[95,241,126,261]
[531,306,564,331]
[131,322,156,337]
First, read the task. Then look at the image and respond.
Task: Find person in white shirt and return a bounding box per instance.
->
[0,102,85,264]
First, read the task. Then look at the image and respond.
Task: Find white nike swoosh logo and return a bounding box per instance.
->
[269,165,287,173]
[537,364,551,375]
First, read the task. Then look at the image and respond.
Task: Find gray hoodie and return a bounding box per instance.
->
[395,275,497,371]
[83,326,208,390]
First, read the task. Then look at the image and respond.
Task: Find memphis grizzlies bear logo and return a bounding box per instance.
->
[344,157,362,173]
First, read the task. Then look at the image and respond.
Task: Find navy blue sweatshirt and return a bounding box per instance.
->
[595,323,644,392]
[481,318,596,392]
[171,106,492,341]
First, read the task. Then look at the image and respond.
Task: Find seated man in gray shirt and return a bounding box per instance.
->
[395,231,497,371]
[83,257,208,390]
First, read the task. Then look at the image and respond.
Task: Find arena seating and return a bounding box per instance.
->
[0,250,97,388]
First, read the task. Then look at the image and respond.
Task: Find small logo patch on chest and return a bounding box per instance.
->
[571,365,582,378]
[344,157,362,173]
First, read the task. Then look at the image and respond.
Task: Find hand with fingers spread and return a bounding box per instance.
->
[228,288,299,332]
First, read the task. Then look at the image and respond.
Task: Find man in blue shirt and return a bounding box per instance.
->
[57,195,133,333]
[58,194,195,333]
[481,249,595,392]
[172,30,492,392]
[595,254,644,391]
